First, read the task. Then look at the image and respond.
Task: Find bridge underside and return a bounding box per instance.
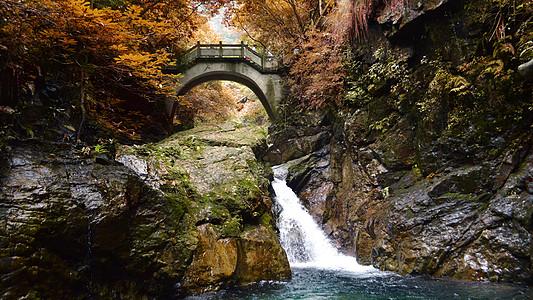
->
[168,60,282,121]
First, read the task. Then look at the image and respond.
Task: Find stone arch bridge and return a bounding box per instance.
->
[164,42,283,121]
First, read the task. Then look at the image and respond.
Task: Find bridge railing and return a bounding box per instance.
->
[181,42,280,73]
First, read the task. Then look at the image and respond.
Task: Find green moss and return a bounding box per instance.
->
[165,194,190,221]
[220,216,243,238]
[369,113,398,134]
[259,211,274,228]
[160,172,198,198]
[137,144,182,160]
[411,165,423,178]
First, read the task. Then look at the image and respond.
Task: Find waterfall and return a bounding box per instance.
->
[271,165,377,273]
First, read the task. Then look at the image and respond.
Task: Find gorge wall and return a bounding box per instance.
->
[1,0,532,296]
[0,112,289,298]
[265,0,533,283]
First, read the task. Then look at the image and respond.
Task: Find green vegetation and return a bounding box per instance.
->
[117,119,271,242]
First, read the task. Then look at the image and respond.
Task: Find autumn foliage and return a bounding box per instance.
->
[330,0,407,42]
[0,0,415,136]
[225,0,336,57]
[289,30,345,108]
[0,0,224,140]
[177,81,237,125]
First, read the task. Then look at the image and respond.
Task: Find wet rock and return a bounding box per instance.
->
[0,142,191,298]
[373,118,417,171]
[118,121,290,295]
[489,155,533,226]
[518,59,533,81]
[181,224,239,294]
[377,0,449,29]
[284,147,334,222]
[273,109,532,284]
[427,165,494,198]
[0,121,290,298]
[370,154,533,282]
[438,221,531,282]
[234,224,291,283]
[265,0,533,287]
[263,131,331,165]
[496,150,521,188]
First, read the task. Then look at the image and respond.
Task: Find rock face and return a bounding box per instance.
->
[265,0,533,284]
[371,158,533,282]
[0,121,290,298]
[270,109,532,285]
[0,141,189,298]
[117,122,291,296]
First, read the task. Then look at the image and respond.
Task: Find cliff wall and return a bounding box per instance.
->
[265,0,533,283]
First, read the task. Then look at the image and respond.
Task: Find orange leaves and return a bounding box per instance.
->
[2,0,182,93]
[115,52,153,65]
[289,30,345,108]
[181,81,239,122]
[111,44,129,53]
[59,37,78,46]
[222,0,348,108]
[114,50,180,95]
[226,0,312,55]
[20,0,126,65]
[0,0,226,139]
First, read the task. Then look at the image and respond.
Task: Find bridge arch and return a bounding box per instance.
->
[165,43,283,122]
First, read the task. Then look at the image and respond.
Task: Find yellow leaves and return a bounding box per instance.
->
[64,0,108,19]
[115,52,152,66]
[428,70,472,97]
[40,29,65,40]
[59,37,78,46]
[115,50,173,74]
[121,4,178,43]
[67,0,90,13]
[481,59,505,77]
[111,44,129,53]
[124,5,144,21]
[1,0,208,140]
[177,96,193,109]
[37,0,183,96]
[447,75,470,95]
[114,50,180,95]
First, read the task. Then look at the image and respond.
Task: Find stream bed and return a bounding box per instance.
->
[186,267,532,299]
[186,165,533,299]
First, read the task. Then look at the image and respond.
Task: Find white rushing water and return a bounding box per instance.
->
[271,165,378,274]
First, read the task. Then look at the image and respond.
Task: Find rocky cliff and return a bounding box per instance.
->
[0,119,289,298]
[265,0,533,284]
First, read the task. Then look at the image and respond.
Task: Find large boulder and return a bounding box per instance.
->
[0,141,193,298]
[0,121,290,298]
[118,121,291,295]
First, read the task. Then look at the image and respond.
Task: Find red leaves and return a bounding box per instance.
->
[330,0,407,43]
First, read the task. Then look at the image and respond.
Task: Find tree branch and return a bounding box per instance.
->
[230,3,268,49]
[139,0,165,18]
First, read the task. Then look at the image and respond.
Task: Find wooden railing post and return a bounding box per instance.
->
[219,41,223,58]
[240,41,244,58]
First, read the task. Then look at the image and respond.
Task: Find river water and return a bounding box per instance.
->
[185,166,532,299]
